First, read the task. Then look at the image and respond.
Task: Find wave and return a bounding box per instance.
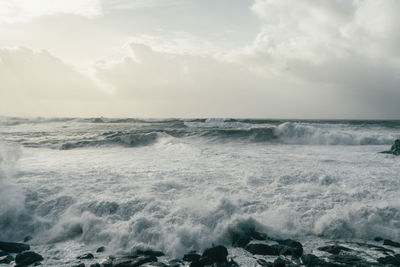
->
[60,132,164,150]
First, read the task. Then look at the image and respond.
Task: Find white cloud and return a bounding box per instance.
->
[0,0,102,23]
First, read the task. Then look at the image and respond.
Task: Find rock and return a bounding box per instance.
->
[245,243,279,256]
[383,239,400,248]
[183,253,201,262]
[317,245,352,255]
[96,247,105,253]
[273,257,293,267]
[112,255,157,267]
[23,236,33,242]
[0,241,30,253]
[0,255,14,264]
[257,258,273,267]
[301,254,327,266]
[374,236,383,242]
[72,263,85,267]
[328,254,363,265]
[189,261,203,267]
[381,139,400,155]
[142,262,167,267]
[168,259,182,267]
[77,253,94,259]
[0,250,6,257]
[202,245,228,263]
[232,236,251,248]
[100,257,114,267]
[15,251,44,266]
[377,254,400,265]
[90,264,101,267]
[275,239,303,258]
[34,262,42,266]
[135,249,164,257]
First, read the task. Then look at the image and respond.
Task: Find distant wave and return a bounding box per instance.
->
[60,132,163,150]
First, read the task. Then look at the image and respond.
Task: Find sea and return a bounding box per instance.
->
[0,117,399,266]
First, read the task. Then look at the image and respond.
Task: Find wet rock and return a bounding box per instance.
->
[355,242,395,254]
[112,255,157,267]
[374,236,383,242]
[383,239,400,248]
[202,245,228,263]
[328,254,363,265]
[301,254,328,266]
[90,264,101,267]
[168,259,182,267]
[77,253,94,259]
[0,241,30,253]
[23,236,33,242]
[257,258,273,267]
[100,257,114,267]
[0,254,14,264]
[189,261,203,267]
[273,257,294,267]
[142,262,167,267]
[232,236,251,248]
[275,239,303,258]
[15,251,44,266]
[0,250,6,257]
[135,249,164,257]
[245,243,279,256]
[97,247,105,253]
[317,245,352,255]
[34,262,42,266]
[377,254,400,265]
[183,253,201,262]
[381,139,400,155]
[72,263,85,267]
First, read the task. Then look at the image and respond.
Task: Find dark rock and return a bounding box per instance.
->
[275,239,303,258]
[377,254,400,265]
[273,257,292,267]
[90,264,101,267]
[328,254,363,265]
[232,236,251,248]
[143,262,167,267]
[189,261,203,267]
[77,253,94,259]
[250,231,268,241]
[0,241,30,253]
[23,236,33,242]
[96,247,105,253]
[113,255,157,267]
[72,263,85,267]
[202,245,228,263]
[0,255,14,264]
[168,259,182,267]
[317,245,352,255]
[301,254,328,266]
[34,262,42,266]
[183,253,201,262]
[381,139,400,155]
[257,258,273,267]
[383,239,400,248]
[245,243,279,256]
[0,250,6,257]
[135,249,164,257]
[374,236,383,242]
[100,257,114,267]
[15,251,44,266]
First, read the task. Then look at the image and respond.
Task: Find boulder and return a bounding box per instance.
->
[377,254,400,265]
[301,254,327,266]
[381,139,400,155]
[0,241,30,253]
[72,263,85,267]
[383,239,400,248]
[135,249,164,257]
[275,239,303,258]
[0,250,6,257]
[245,243,279,256]
[90,264,101,267]
[96,247,105,253]
[15,251,44,266]
[112,255,157,267]
[0,255,14,264]
[183,253,201,262]
[201,245,228,263]
[77,253,94,259]
[317,245,352,255]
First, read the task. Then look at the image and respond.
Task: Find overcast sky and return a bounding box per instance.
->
[0,0,399,119]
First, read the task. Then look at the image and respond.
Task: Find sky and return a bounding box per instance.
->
[0,0,399,119]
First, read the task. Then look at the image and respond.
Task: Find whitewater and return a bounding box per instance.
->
[0,117,400,266]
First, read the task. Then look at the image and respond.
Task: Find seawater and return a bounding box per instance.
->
[0,118,400,266]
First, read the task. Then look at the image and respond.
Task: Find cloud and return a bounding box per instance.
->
[0,0,102,23]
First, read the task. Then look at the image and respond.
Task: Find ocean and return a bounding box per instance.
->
[0,117,399,266]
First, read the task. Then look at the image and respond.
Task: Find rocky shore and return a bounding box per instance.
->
[1,231,400,266]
